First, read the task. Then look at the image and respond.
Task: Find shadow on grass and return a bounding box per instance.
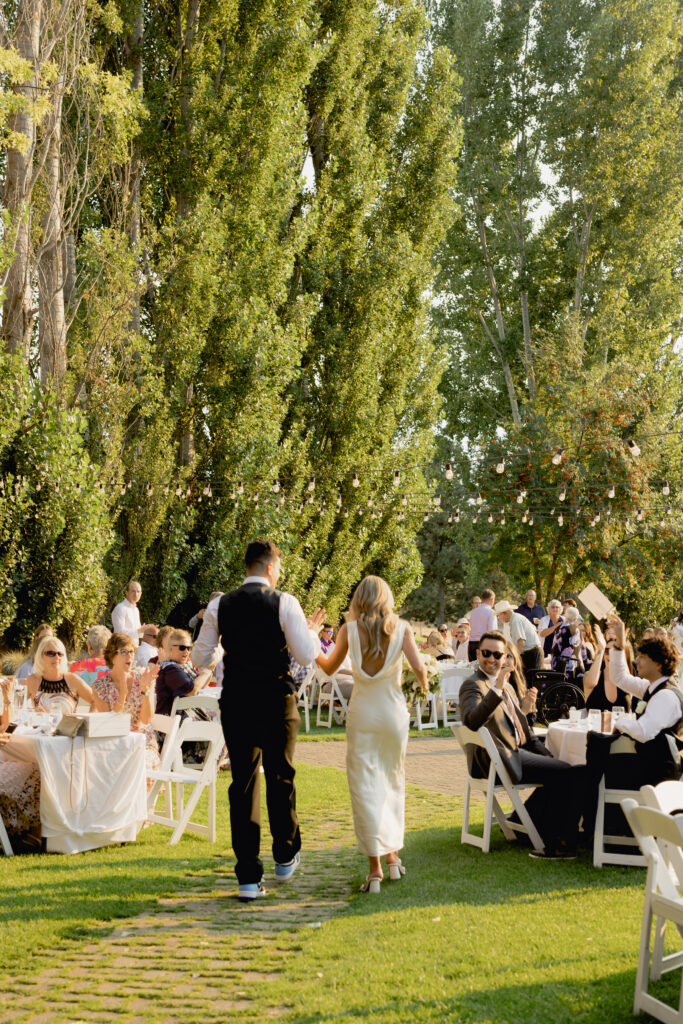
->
[284,968,654,1024]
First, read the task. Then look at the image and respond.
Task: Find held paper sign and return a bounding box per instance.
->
[578,583,615,621]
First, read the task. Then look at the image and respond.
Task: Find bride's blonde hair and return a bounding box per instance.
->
[347,575,397,659]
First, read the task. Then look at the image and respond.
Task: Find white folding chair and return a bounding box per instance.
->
[316,668,349,728]
[439,667,466,727]
[621,799,683,1023]
[452,724,544,853]
[594,734,646,868]
[170,693,220,716]
[147,719,223,844]
[412,690,439,730]
[147,713,181,816]
[296,665,316,733]
[0,812,13,857]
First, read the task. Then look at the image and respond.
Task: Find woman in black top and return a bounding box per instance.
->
[583,624,632,711]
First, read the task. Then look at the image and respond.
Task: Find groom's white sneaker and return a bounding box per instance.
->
[274,852,300,881]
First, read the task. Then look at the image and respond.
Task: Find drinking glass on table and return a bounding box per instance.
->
[611,706,626,724]
[588,709,601,731]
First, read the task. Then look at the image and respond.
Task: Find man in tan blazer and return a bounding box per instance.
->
[459,630,583,859]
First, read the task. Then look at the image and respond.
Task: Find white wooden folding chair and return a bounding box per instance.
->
[412,690,439,730]
[452,724,544,853]
[593,734,646,868]
[0,812,13,857]
[439,667,466,728]
[296,665,316,733]
[621,798,683,1023]
[147,713,181,817]
[147,719,223,844]
[316,668,349,728]
[170,693,220,716]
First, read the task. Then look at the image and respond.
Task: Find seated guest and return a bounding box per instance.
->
[133,625,159,670]
[537,600,564,658]
[503,640,538,719]
[15,623,53,682]
[516,590,545,626]
[579,621,596,660]
[70,625,112,686]
[0,676,41,846]
[582,623,632,711]
[148,625,175,665]
[495,600,544,676]
[155,629,219,717]
[459,631,583,858]
[550,607,588,677]
[452,620,471,662]
[26,637,94,715]
[424,629,455,661]
[91,633,161,773]
[320,624,336,655]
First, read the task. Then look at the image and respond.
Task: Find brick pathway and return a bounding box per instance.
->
[297,735,471,798]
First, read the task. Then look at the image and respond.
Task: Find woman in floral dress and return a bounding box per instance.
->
[91,633,161,775]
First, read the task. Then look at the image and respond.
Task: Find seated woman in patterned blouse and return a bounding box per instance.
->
[91,633,161,775]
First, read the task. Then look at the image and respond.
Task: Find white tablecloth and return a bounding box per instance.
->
[545,720,594,765]
[4,732,147,853]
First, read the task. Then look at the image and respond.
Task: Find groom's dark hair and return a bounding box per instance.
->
[245,539,282,570]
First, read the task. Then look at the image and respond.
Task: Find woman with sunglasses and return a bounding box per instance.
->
[582,623,633,711]
[25,636,95,715]
[91,633,161,773]
[154,629,220,718]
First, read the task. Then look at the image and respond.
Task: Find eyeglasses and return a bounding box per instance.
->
[173,644,193,652]
[43,650,63,658]
[322,629,333,635]
[479,649,504,660]
[117,649,136,657]
[438,628,448,634]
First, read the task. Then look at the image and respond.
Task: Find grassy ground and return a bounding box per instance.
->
[1,756,678,1023]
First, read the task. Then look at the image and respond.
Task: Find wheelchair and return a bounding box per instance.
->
[527,669,586,726]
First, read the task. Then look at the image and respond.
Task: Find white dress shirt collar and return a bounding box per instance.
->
[648,675,669,693]
[242,575,272,587]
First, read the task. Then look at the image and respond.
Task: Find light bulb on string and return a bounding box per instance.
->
[253,492,259,504]
[662,481,670,496]
[307,476,315,492]
[147,484,154,496]
[352,472,360,488]
[637,508,644,522]
[516,491,524,504]
[595,512,601,523]
[559,488,566,502]
[487,512,493,523]
[175,486,182,497]
[660,517,666,527]
[424,512,429,522]
[279,494,285,505]
[628,439,641,457]
[434,493,442,507]
[237,481,244,495]
[500,514,506,525]
[522,510,528,523]
[558,514,564,526]
[367,497,374,508]
[272,480,280,494]
[401,494,407,506]
[447,513,453,524]
[608,485,615,499]
[445,463,454,480]
[185,487,191,498]
[344,510,349,518]
[472,514,478,524]
[551,448,564,466]
[455,508,461,522]
[336,494,342,508]
[393,470,400,486]
[371,511,376,520]
[230,489,236,500]
[625,517,631,530]
[307,493,314,505]
[529,516,534,526]
[495,459,505,474]
[476,492,483,505]
[203,485,212,497]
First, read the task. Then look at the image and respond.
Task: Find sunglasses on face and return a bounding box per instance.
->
[439,628,448,634]
[322,629,333,635]
[479,649,504,660]
[174,644,193,652]
[43,650,63,658]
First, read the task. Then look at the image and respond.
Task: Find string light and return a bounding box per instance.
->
[608,485,615,499]
[272,480,280,493]
[476,492,483,505]
[434,493,442,507]
[447,513,453,524]
[662,481,670,496]
[516,491,524,504]
[559,488,566,501]
[552,448,564,465]
[401,494,407,506]
[637,508,644,521]
[500,514,506,525]
[307,476,315,492]
[237,481,244,495]
[337,494,342,508]
[393,470,400,486]
[495,459,505,474]
[455,509,461,522]
[558,514,563,526]
[522,510,528,523]
[487,512,493,523]
[352,472,360,488]
[203,485,212,497]
[628,439,641,457]
[445,463,454,480]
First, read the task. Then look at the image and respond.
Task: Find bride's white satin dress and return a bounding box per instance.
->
[345,619,409,856]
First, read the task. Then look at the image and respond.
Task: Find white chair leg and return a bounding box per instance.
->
[634,901,653,1015]
[594,777,606,868]
[482,780,495,852]
[169,776,209,845]
[461,778,473,844]
[505,786,544,852]
[651,915,667,982]
[0,816,13,857]
[208,774,216,843]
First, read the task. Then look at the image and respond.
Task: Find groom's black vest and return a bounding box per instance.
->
[217,583,294,697]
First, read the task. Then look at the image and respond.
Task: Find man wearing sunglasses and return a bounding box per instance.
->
[459,631,583,859]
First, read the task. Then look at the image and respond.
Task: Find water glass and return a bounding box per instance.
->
[568,707,579,723]
[588,709,602,731]
[611,706,626,723]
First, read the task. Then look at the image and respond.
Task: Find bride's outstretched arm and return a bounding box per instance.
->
[315,624,349,675]
[403,626,428,692]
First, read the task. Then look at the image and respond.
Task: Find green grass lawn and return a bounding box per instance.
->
[1,753,679,1023]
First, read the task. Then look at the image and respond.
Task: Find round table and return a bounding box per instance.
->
[545,720,596,766]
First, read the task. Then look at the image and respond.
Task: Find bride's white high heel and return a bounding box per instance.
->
[360,875,382,894]
[386,858,406,881]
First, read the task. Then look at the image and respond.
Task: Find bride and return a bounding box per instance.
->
[316,576,427,892]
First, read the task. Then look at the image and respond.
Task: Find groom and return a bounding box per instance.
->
[215,540,323,901]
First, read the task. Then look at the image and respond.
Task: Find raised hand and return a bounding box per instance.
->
[307,607,326,633]
[594,623,606,651]
[606,613,626,648]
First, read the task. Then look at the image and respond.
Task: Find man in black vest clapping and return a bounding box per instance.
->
[216,540,324,901]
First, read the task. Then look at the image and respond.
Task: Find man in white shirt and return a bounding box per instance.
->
[196,540,324,902]
[581,615,683,840]
[111,581,152,646]
[133,626,158,670]
[494,600,544,675]
[468,589,497,660]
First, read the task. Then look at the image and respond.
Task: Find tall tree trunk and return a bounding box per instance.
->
[38,76,67,386]
[2,0,42,358]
